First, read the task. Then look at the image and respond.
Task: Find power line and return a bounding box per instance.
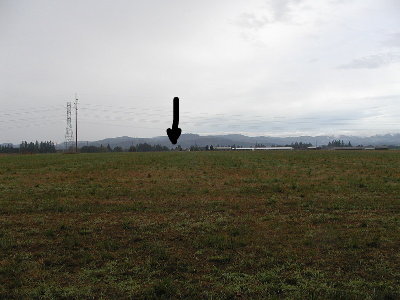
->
[2,120,64,131]
[0,107,64,118]
[2,100,400,143]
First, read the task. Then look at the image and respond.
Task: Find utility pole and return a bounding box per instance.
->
[75,94,78,152]
[65,102,74,151]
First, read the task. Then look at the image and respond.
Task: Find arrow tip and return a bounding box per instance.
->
[167,127,182,145]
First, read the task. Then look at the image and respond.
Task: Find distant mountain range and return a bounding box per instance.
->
[54,133,400,149]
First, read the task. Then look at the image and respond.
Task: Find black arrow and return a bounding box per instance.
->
[166,97,182,144]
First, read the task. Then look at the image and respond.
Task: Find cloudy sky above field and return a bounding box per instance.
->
[1,0,400,143]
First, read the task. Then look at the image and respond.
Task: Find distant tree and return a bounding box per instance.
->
[190,145,201,151]
[18,140,56,154]
[210,145,214,151]
[329,140,338,147]
[0,144,19,154]
[136,143,153,152]
[153,144,169,151]
[133,143,167,152]
[285,142,312,149]
[328,140,352,148]
[79,143,169,153]
[39,141,56,153]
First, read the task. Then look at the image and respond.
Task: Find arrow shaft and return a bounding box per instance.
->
[172,97,179,129]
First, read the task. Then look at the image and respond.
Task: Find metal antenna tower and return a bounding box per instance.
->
[65,102,74,151]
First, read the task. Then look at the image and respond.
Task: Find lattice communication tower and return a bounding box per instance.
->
[65,102,74,151]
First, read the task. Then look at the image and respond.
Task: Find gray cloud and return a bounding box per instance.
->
[268,0,304,21]
[234,0,304,30]
[234,13,270,30]
[383,32,400,47]
[339,52,400,69]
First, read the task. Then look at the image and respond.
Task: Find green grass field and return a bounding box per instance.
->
[1,151,399,299]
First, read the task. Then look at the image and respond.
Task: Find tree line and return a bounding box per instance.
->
[285,142,313,149]
[0,141,56,154]
[327,140,352,147]
[80,143,170,153]
[0,140,356,154]
[0,144,19,154]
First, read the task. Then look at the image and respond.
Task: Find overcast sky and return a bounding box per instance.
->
[1,0,400,144]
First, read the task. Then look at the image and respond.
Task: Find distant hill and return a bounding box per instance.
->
[55,133,400,150]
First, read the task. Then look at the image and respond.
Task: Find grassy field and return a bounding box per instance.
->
[0,151,399,299]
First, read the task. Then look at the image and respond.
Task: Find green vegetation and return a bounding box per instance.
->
[0,151,399,299]
[80,143,170,153]
[0,141,56,154]
[328,140,352,147]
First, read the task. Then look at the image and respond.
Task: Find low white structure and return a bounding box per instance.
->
[234,147,254,151]
[213,146,294,151]
[333,147,364,150]
[365,147,389,150]
[232,147,293,151]
[254,147,293,151]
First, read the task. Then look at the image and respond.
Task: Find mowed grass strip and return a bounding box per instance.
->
[0,151,399,299]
